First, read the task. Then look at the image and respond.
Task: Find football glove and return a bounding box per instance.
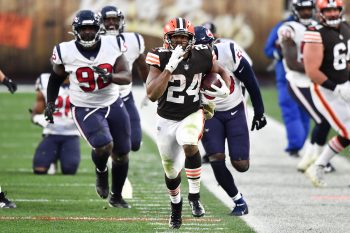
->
[334,81,350,102]
[44,102,55,124]
[92,66,112,82]
[201,76,230,98]
[2,76,17,94]
[251,114,267,131]
[165,45,185,73]
[202,101,215,120]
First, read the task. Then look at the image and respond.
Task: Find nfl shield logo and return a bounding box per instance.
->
[184,64,189,70]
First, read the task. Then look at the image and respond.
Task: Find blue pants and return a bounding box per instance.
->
[122,92,142,151]
[275,61,310,152]
[72,97,131,155]
[201,102,249,161]
[33,135,80,174]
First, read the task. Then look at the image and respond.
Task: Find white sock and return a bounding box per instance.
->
[232,192,242,201]
[168,185,181,204]
[315,145,336,166]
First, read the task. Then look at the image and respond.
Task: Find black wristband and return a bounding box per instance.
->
[321,79,337,91]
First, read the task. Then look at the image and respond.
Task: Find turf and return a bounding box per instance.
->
[0,93,254,233]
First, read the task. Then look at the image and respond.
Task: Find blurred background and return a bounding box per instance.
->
[0,0,349,84]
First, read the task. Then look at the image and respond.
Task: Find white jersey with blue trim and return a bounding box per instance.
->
[278,20,317,87]
[51,36,124,108]
[202,41,244,111]
[36,73,80,136]
[118,32,145,98]
[217,38,253,66]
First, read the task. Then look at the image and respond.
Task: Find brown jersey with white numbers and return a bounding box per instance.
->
[303,22,350,84]
[146,45,213,120]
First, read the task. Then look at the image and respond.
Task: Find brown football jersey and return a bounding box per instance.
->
[146,45,213,120]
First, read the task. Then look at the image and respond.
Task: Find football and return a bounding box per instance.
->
[200,73,222,99]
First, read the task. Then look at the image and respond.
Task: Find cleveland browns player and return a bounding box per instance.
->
[303,0,350,187]
[145,17,230,229]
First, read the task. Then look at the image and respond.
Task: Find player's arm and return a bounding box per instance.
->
[111,54,132,85]
[132,54,149,83]
[280,36,305,72]
[146,66,172,102]
[303,42,328,85]
[146,46,184,102]
[30,90,48,127]
[210,60,231,88]
[45,64,67,123]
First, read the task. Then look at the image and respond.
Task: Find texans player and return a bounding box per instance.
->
[195,26,266,216]
[303,0,350,187]
[99,5,149,152]
[44,10,132,207]
[30,73,80,175]
[145,17,231,229]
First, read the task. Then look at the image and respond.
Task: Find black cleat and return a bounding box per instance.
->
[109,193,131,208]
[169,199,182,229]
[188,199,205,217]
[231,195,248,216]
[202,154,209,164]
[0,191,16,208]
[288,150,300,158]
[95,168,109,199]
[324,162,336,173]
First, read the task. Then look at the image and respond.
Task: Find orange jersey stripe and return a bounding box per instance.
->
[314,84,348,138]
[146,52,160,65]
[303,31,322,43]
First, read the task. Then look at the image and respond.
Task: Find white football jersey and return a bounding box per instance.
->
[118,32,145,98]
[51,36,125,108]
[36,73,80,136]
[202,41,244,111]
[278,20,317,87]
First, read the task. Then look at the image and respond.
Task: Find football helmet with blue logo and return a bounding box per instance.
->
[72,10,101,48]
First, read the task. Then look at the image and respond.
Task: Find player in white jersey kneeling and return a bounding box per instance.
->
[195,26,267,216]
[30,73,80,175]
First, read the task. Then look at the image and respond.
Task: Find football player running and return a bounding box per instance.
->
[30,73,81,175]
[195,26,266,216]
[45,10,132,207]
[277,0,334,173]
[145,17,231,229]
[0,68,17,94]
[99,6,149,152]
[303,0,350,187]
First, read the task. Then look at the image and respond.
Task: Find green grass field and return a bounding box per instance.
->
[0,93,255,233]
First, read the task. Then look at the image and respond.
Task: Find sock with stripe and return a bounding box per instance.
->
[185,151,201,198]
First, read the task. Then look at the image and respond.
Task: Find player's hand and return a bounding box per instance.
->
[251,114,267,131]
[140,94,149,108]
[202,101,215,120]
[165,45,185,73]
[44,102,55,124]
[92,66,112,82]
[334,81,350,101]
[202,76,230,98]
[2,76,17,94]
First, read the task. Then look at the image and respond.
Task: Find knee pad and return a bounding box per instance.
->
[208,153,225,162]
[33,168,48,175]
[231,159,250,172]
[111,153,129,165]
[95,142,113,158]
